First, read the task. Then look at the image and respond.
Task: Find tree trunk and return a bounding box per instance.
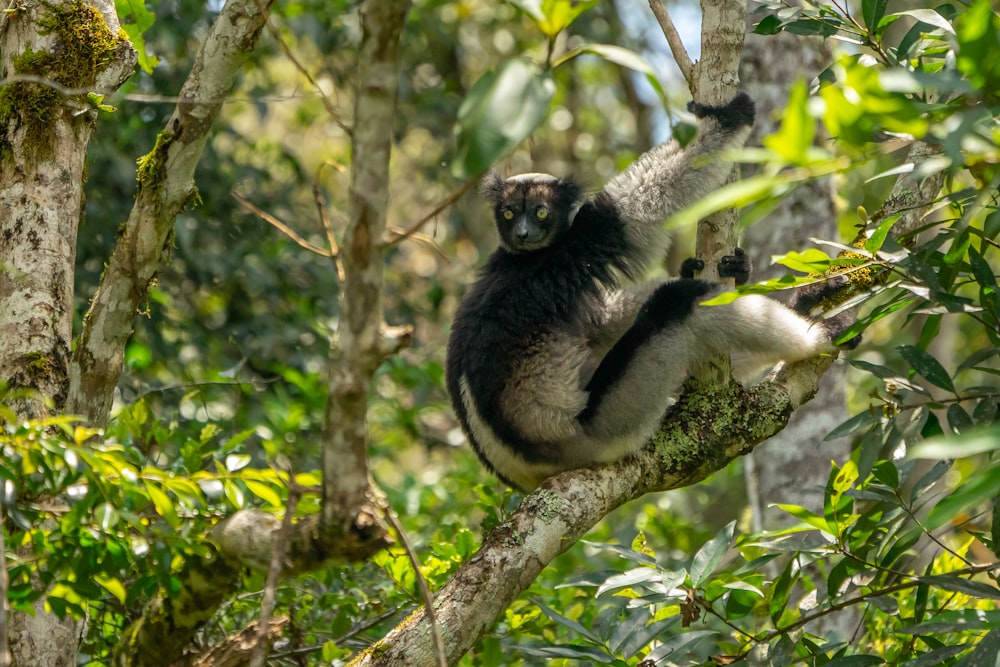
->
[739,26,860,642]
[0,1,135,664]
[739,27,846,528]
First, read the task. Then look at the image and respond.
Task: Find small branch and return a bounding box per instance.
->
[648,0,694,87]
[385,177,478,246]
[314,161,347,281]
[384,511,447,667]
[249,479,301,667]
[233,191,334,258]
[262,12,350,135]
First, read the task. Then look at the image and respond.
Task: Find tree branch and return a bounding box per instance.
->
[346,360,830,667]
[68,0,276,427]
[647,0,694,87]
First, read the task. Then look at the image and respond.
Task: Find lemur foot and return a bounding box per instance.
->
[680,247,751,286]
[789,274,852,315]
[791,275,861,349]
[823,313,862,349]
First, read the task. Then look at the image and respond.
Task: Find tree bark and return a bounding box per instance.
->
[68,0,275,427]
[0,2,135,665]
[320,0,411,559]
[691,0,747,285]
[0,0,134,419]
[348,362,834,667]
[738,29,846,528]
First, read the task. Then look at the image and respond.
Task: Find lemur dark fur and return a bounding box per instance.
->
[446,93,856,491]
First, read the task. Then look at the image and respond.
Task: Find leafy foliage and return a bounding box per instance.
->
[6,0,999,664]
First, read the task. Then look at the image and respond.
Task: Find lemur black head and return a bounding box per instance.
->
[481,172,583,253]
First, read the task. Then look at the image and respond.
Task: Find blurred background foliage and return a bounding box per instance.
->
[3,0,993,663]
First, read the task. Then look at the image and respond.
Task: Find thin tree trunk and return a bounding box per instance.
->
[0,1,135,664]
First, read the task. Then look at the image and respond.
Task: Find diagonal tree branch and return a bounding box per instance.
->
[346,359,829,667]
[68,0,276,427]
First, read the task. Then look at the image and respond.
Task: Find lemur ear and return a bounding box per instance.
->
[480,171,505,204]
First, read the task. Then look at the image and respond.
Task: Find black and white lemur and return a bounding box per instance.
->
[446,92,856,491]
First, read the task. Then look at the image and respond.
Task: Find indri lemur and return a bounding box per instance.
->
[446,93,855,491]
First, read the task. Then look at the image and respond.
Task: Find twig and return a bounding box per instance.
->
[233,191,334,258]
[752,561,1000,650]
[261,14,350,135]
[648,0,694,88]
[385,227,449,260]
[384,511,447,667]
[313,161,347,281]
[385,177,478,246]
[249,477,302,667]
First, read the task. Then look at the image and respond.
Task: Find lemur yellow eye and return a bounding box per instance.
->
[502,209,514,220]
[535,207,549,220]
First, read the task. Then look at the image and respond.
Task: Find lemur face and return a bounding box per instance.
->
[481,172,582,253]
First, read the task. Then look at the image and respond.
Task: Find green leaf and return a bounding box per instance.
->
[826,409,880,440]
[763,80,814,164]
[887,8,955,34]
[690,521,735,587]
[897,345,956,394]
[244,480,282,507]
[453,59,555,178]
[94,502,119,531]
[917,575,1000,600]
[754,14,783,35]
[115,0,160,74]
[94,574,127,605]
[864,213,899,254]
[225,454,251,472]
[144,482,179,528]
[510,0,598,38]
[644,630,717,662]
[772,504,830,532]
[555,43,664,99]
[595,566,660,597]
[926,465,1000,530]
[533,599,601,643]
[772,248,835,274]
[769,559,794,625]
[861,0,888,31]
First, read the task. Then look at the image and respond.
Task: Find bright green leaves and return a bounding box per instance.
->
[509,0,598,39]
[115,0,159,73]
[955,0,1000,99]
[0,414,296,625]
[453,59,555,178]
[763,81,816,164]
[819,55,930,147]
